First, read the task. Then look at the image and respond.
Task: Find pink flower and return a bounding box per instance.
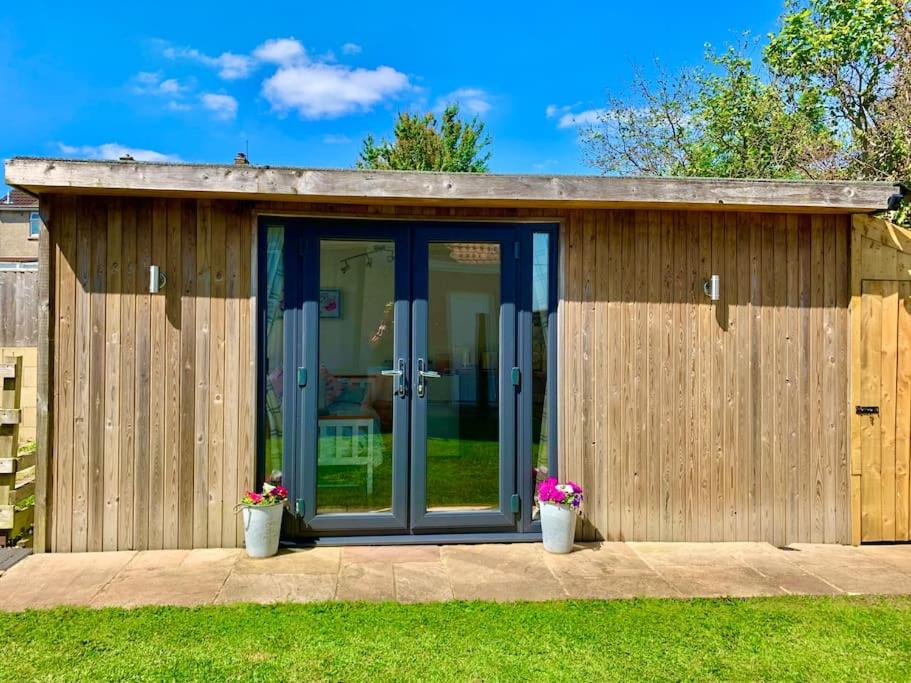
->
[273,485,288,499]
[249,492,263,504]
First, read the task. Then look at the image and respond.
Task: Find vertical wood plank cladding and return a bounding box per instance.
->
[580,209,597,540]
[87,199,107,552]
[835,216,850,543]
[236,207,255,546]
[193,200,211,548]
[643,211,666,538]
[54,196,76,552]
[118,201,136,550]
[134,200,152,550]
[222,206,241,547]
[102,199,121,551]
[164,200,183,548]
[785,216,800,545]
[673,211,688,540]
[822,216,848,543]
[710,212,725,541]
[207,204,226,546]
[604,212,622,541]
[70,198,92,552]
[47,197,850,549]
[179,201,198,549]
[594,211,611,540]
[148,200,168,550]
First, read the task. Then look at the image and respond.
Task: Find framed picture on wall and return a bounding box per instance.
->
[320,288,341,318]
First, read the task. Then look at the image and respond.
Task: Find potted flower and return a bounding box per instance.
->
[536,477,583,554]
[238,483,288,558]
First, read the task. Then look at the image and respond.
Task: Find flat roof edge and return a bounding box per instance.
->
[4,157,902,213]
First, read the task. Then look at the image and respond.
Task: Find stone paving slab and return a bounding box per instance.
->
[4,542,911,611]
[91,550,240,608]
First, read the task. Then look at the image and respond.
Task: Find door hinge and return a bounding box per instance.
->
[511,367,521,388]
[510,494,521,513]
[297,367,308,387]
[295,499,305,516]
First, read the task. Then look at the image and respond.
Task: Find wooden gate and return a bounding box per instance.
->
[852,215,911,542]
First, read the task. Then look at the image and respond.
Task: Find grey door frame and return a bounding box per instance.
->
[291,221,411,532]
[262,216,560,539]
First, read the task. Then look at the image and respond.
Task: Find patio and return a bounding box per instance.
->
[3,541,911,611]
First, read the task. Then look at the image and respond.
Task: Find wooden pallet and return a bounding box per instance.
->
[0,356,34,547]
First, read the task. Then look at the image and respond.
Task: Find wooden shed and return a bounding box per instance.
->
[3,156,906,552]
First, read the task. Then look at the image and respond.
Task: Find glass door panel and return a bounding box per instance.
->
[297,226,410,532]
[411,228,518,530]
[316,239,397,515]
[425,242,501,511]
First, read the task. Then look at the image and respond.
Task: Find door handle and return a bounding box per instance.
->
[416,358,440,398]
[381,358,407,398]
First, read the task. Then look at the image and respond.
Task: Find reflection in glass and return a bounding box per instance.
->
[263,226,284,482]
[532,233,551,520]
[425,242,501,511]
[316,240,396,514]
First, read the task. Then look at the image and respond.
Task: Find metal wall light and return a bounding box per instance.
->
[703,274,720,302]
[149,265,167,294]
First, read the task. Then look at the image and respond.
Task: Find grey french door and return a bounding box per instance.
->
[409,226,518,530]
[283,219,521,535]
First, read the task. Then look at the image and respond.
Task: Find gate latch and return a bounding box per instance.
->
[856,405,880,415]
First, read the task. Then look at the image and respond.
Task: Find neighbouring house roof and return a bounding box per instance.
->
[0,187,38,210]
[3,156,905,214]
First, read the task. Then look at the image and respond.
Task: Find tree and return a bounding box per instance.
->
[765,0,909,179]
[582,43,836,179]
[581,0,910,185]
[357,104,491,172]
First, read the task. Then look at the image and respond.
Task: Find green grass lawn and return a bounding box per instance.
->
[315,435,502,513]
[5,597,911,681]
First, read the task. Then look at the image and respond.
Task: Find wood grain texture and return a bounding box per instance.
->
[35,199,55,552]
[554,205,849,543]
[43,195,853,549]
[851,215,911,543]
[7,157,898,213]
[0,270,38,347]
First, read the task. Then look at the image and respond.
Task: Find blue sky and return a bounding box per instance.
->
[1,0,784,192]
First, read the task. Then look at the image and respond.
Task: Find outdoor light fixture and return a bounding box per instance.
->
[703,274,720,302]
[149,265,167,294]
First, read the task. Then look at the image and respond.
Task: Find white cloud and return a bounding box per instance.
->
[262,63,410,119]
[155,37,409,120]
[435,88,491,115]
[58,143,181,163]
[546,103,568,119]
[253,37,306,66]
[167,101,192,112]
[133,71,189,97]
[556,108,606,129]
[200,93,238,120]
[163,45,255,80]
[322,134,352,144]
